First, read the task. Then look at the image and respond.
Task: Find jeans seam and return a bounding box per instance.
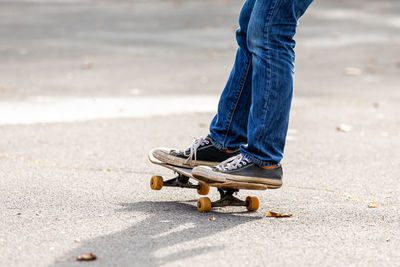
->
[259,0,279,138]
[221,55,252,148]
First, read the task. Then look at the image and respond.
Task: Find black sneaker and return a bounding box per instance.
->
[152,135,240,168]
[192,154,282,189]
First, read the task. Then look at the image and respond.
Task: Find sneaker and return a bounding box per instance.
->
[192,154,283,189]
[152,135,240,168]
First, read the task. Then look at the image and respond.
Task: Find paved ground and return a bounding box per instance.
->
[1,0,400,266]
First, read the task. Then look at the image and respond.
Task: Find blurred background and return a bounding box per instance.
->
[1,0,399,122]
[1,1,399,266]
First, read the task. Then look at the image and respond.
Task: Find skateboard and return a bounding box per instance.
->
[148,148,267,212]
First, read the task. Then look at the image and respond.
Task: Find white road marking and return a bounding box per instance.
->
[0,95,219,125]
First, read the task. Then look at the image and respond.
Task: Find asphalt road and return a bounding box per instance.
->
[0,0,399,266]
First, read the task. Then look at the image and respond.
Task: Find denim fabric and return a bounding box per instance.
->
[210,0,313,166]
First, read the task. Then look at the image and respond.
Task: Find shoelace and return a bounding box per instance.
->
[184,136,210,165]
[216,154,250,171]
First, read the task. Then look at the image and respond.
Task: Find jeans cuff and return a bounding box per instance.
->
[240,148,279,167]
[208,133,227,152]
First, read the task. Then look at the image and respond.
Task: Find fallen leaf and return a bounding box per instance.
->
[81,56,94,70]
[209,217,215,221]
[80,62,92,70]
[77,253,97,261]
[267,211,293,218]
[372,102,381,108]
[19,48,28,55]
[337,123,352,132]
[345,67,362,76]
[364,66,375,74]
[184,21,192,28]
[367,57,377,64]
[368,201,378,208]
[208,50,218,58]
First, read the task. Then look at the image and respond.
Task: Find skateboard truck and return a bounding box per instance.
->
[213,188,244,207]
[150,173,210,195]
[197,188,259,212]
[159,173,197,189]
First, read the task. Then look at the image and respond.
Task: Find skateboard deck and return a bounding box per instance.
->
[148,149,267,190]
[148,148,267,212]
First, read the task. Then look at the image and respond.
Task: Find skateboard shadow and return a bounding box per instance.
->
[52,201,263,266]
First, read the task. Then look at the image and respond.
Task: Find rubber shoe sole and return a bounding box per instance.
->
[192,166,282,189]
[152,148,220,168]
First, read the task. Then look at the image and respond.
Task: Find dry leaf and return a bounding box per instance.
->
[337,123,352,132]
[209,217,215,221]
[81,56,94,70]
[81,62,92,70]
[77,253,97,261]
[267,211,293,218]
[372,102,381,108]
[208,50,217,58]
[345,67,362,76]
[368,201,378,208]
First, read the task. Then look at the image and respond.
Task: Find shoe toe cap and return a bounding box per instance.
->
[192,166,226,183]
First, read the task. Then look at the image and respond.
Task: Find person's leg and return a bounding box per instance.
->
[193,0,313,186]
[209,0,256,151]
[240,0,314,166]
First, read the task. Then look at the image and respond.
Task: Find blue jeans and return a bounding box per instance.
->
[210,0,313,166]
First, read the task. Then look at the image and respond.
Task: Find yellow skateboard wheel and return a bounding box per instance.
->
[150,175,163,190]
[197,197,212,212]
[197,183,210,195]
[245,196,259,211]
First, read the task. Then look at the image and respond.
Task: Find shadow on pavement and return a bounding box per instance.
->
[52,200,262,266]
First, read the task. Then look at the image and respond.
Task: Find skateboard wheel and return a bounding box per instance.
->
[197,197,211,212]
[197,183,210,195]
[245,196,259,211]
[150,175,163,190]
